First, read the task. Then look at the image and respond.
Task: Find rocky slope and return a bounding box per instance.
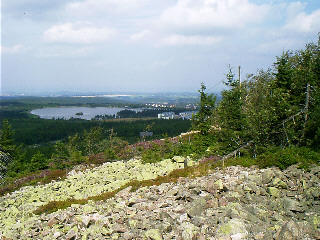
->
[1,159,320,239]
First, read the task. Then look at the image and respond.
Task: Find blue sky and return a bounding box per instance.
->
[1,0,320,95]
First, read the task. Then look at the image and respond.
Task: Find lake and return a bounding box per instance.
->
[30,107,136,120]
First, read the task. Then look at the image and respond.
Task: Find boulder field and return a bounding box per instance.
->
[0,158,320,239]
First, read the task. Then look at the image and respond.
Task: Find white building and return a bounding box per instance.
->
[158,112,176,119]
[179,111,198,120]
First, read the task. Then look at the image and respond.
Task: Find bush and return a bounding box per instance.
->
[255,146,319,170]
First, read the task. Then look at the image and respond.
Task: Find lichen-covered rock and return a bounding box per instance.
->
[275,221,300,240]
[261,168,275,184]
[0,158,192,236]
[271,177,288,189]
[1,163,320,239]
[216,218,248,238]
[281,198,305,213]
[144,229,162,240]
[187,197,207,217]
[267,186,282,198]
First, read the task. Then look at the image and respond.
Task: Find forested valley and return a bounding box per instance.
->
[0,98,191,187]
[1,36,320,196]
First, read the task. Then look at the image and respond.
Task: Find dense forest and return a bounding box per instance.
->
[191,36,320,169]
[1,36,320,188]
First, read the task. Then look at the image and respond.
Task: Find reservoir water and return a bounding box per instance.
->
[30,107,134,120]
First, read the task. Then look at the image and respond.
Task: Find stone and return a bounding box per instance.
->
[213,179,227,192]
[207,198,219,208]
[261,169,274,184]
[271,178,288,189]
[231,233,247,240]
[112,223,128,233]
[267,187,281,198]
[144,229,162,240]
[52,232,61,239]
[217,218,248,238]
[281,198,305,213]
[275,221,300,240]
[180,222,200,240]
[115,186,132,199]
[311,187,320,199]
[47,216,59,227]
[187,197,207,218]
[81,216,93,228]
[247,174,262,184]
[311,166,320,175]
[2,160,320,240]
[65,230,77,240]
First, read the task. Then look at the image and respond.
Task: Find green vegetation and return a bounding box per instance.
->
[190,36,320,164]
[0,118,191,178]
[0,95,192,184]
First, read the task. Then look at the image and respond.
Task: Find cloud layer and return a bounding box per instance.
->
[43,22,117,44]
[2,0,320,94]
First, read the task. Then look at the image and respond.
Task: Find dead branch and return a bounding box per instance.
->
[222,140,253,161]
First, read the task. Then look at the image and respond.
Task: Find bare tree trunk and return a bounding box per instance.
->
[299,82,311,145]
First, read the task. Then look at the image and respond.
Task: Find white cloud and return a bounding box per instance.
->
[284,9,320,33]
[65,0,147,16]
[254,38,298,55]
[161,34,222,46]
[159,0,270,31]
[130,30,154,42]
[1,44,23,54]
[129,0,271,46]
[43,22,117,44]
[37,46,96,58]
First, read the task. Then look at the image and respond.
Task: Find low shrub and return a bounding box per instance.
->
[0,169,67,196]
[226,146,320,170]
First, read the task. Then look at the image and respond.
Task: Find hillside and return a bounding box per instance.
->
[0,35,320,240]
[1,157,320,239]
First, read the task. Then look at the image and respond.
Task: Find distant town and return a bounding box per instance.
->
[158,111,198,120]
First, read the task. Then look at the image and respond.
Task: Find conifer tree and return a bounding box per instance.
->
[192,83,216,135]
[0,120,16,156]
[214,68,248,154]
[0,120,16,177]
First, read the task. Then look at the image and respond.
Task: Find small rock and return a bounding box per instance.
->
[181,222,200,240]
[217,218,248,238]
[311,166,320,175]
[231,232,247,240]
[187,197,207,218]
[254,232,265,240]
[275,221,300,240]
[207,198,219,208]
[281,198,305,213]
[267,187,281,198]
[115,186,132,199]
[144,229,162,240]
[65,230,77,240]
[262,169,274,184]
[271,178,288,189]
[311,187,320,199]
[112,223,128,233]
[52,232,61,239]
[81,216,93,228]
[47,217,59,227]
[213,179,228,192]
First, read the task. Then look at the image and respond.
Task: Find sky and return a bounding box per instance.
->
[1,0,320,95]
